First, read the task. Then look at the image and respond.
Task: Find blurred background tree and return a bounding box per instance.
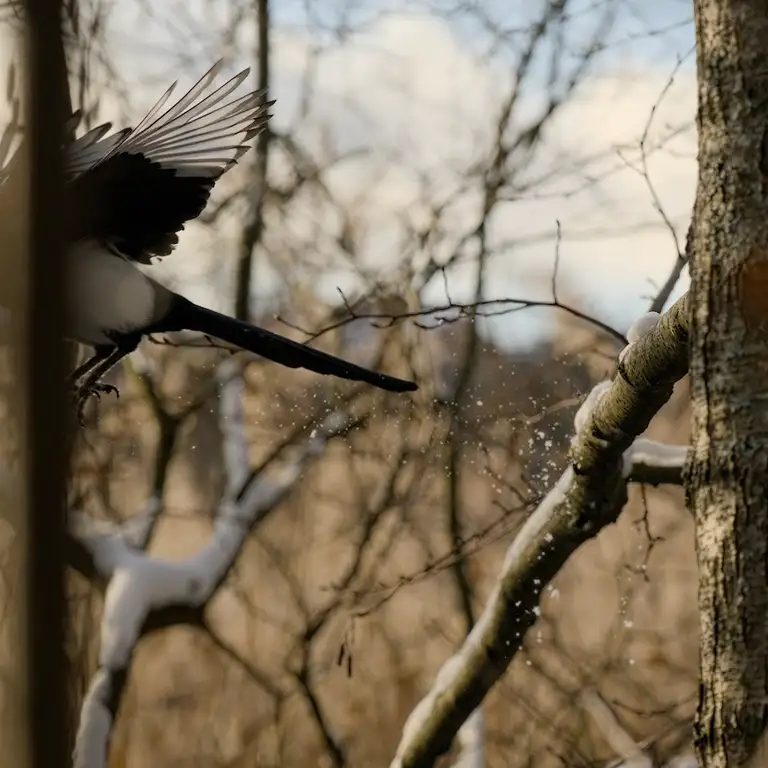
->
[0,0,701,765]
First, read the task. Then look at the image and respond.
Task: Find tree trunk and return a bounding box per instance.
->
[689,1,768,766]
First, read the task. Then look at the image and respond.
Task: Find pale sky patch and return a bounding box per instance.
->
[1,5,698,350]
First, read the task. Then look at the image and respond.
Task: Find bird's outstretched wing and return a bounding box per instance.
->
[66,60,272,263]
[64,115,132,180]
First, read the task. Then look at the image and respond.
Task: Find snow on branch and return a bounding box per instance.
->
[624,437,688,486]
[582,691,697,768]
[451,708,484,768]
[390,296,692,768]
[218,358,250,494]
[582,690,650,768]
[73,359,348,768]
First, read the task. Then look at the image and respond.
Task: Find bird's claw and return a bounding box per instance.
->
[74,383,120,426]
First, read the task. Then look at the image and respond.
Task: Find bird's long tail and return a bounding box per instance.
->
[162,296,418,393]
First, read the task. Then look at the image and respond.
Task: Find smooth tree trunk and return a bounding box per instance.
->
[688,0,768,765]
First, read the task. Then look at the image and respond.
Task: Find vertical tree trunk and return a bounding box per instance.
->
[689,1,768,766]
[24,0,71,763]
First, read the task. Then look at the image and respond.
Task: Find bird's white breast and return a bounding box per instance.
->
[66,239,156,346]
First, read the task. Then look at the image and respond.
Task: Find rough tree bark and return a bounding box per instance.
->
[688,1,768,766]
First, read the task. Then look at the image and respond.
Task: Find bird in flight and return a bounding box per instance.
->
[32,61,417,421]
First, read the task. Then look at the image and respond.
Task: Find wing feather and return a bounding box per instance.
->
[65,122,132,179]
[100,62,269,178]
[66,61,273,262]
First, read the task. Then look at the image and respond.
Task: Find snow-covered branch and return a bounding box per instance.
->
[390,298,691,768]
[581,691,697,768]
[582,690,649,768]
[72,359,348,768]
[451,708,484,768]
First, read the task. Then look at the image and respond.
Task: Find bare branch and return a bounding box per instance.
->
[71,360,350,766]
[390,295,690,767]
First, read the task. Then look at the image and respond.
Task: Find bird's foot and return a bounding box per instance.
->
[74,383,120,426]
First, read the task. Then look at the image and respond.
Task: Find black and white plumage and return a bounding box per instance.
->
[51,61,417,418]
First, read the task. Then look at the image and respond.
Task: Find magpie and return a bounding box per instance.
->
[41,61,417,420]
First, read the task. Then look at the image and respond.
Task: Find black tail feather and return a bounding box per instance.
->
[162,296,418,393]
